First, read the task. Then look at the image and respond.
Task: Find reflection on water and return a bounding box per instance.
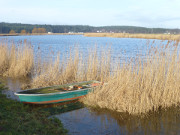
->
[93,107,180,135]
[1,77,31,100]
[54,107,121,135]
[54,106,180,135]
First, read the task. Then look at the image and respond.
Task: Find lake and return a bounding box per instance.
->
[0,35,179,135]
[0,35,166,61]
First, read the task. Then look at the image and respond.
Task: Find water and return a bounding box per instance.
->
[0,35,167,61]
[53,105,180,135]
[54,108,122,135]
[0,35,179,135]
[1,77,30,101]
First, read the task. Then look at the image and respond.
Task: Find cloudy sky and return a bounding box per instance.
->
[0,0,180,28]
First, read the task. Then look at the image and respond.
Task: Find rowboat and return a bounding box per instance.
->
[14,80,100,104]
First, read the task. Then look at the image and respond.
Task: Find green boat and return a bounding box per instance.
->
[14,80,100,104]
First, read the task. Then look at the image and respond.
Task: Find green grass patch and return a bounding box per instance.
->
[0,82,67,135]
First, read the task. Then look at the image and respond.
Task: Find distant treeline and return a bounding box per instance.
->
[0,22,180,34]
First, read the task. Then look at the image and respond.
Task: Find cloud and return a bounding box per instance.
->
[113,5,180,28]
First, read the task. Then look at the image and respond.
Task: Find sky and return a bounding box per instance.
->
[0,0,180,28]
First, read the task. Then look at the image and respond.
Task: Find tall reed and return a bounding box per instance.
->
[82,41,180,114]
[0,40,34,78]
[1,38,179,115]
[30,40,180,114]
[30,46,111,88]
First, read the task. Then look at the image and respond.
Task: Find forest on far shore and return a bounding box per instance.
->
[0,22,180,34]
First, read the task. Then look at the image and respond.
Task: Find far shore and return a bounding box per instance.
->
[84,33,180,40]
[1,33,180,40]
[0,33,83,36]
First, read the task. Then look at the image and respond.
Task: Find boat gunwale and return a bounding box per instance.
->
[14,87,92,96]
[14,80,98,96]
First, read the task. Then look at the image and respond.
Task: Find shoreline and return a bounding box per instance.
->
[1,33,180,40]
[84,33,180,40]
[0,33,83,36]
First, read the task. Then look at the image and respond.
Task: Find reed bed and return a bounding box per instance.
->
[1,38,180,115]
[84,33,180,40]
[31,40,180,114]
[82,41,180,114]
[0,40,34,78]
[30,46,111,88]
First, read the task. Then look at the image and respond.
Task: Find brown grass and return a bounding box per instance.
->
[84,33,180,40]
[82,41,180,114]
[0,40,34,78]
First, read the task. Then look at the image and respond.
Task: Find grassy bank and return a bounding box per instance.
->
[84,33,180,40]
[0,82,67,134]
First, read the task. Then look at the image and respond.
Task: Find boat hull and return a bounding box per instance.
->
[17,88,91,104]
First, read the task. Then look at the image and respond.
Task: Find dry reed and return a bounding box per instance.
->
[30,46,111,88]
[1,38,180,115]
[30,40,180,114]
[0,40,34,78]
[82,41,180,114]
[84,33,180,40]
